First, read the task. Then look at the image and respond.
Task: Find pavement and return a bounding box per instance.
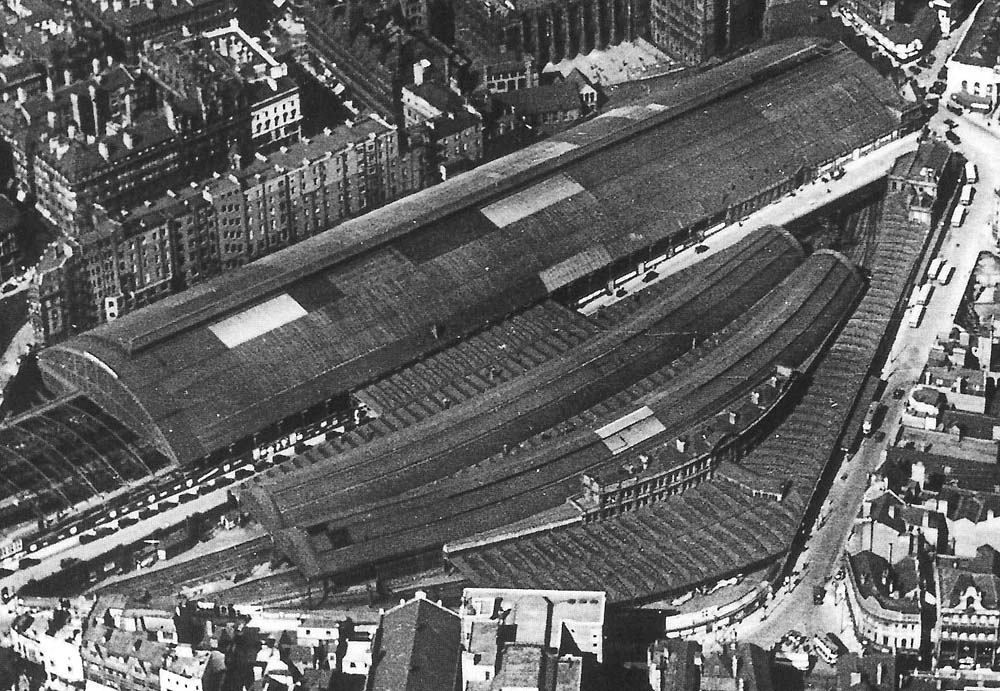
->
[710,79,1000,656]
[582,132,920,315]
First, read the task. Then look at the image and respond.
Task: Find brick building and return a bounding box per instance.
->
[69,0,234,58]
[0,194,23,282]
[936,546,1000,669]
[29,114,427,342]
[650,0,765,64]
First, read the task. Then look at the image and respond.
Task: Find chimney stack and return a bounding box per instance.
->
[89,84,101,137]
[70,91,82,127]
[676,438,687,453]
[122,131,133,150]
[98,141,110,160]
[413,58,431,86]
[46,75,55,100]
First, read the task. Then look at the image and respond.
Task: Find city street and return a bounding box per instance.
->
[583,132,919,315]
[721,89,1000,654]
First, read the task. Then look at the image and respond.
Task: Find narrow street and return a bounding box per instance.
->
[724,89,1000,653]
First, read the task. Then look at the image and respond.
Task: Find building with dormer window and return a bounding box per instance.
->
[936,545,1000,670]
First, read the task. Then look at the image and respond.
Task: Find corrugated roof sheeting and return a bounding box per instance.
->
[278,251,861,579]
[451,482,799,603]
[539,246,614,293]
[40,41,910,465]
[724,194,932,501]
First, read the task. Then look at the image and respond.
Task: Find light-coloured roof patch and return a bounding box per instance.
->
[480,174,585,228]
[595,406,666,455]
[209,294,307,348]
[539,245,613,292]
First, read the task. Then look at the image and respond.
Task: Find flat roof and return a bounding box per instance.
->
[38,39,909,466]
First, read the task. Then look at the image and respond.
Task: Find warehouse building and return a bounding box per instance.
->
[0,40,916,533]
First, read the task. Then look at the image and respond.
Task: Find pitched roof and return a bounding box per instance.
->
[368,597,461,691]
[37,39,910,467]
[494,82,581,114]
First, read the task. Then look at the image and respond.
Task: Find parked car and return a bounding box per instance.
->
[946,130,961,144]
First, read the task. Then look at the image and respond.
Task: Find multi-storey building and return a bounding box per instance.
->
[80,598,175,691]
[0,194,23,282]
[69,0,234,58]
[366,593,462,691]
[455,0,649,73]
[159,645,225,691]
[578,370,797,520]
[402,79,483,179]
[201,20,302,152]
[844,550,925,655]
[9,598,88,691]
[0,63,239,234]
[650,0,765,64]
[29,115,428,342]
[1,22,299,239]
[936,545,1000,670]
[946,0,1000,110]
[299,0,405,117]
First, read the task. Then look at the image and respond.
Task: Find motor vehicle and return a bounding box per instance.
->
[18,557,40,569]
[930,81,947,94]
[831,167,846,180]
[946,130,961,144]
[812,585,826,604]
[1,283,16,294]
[908,66,921,75]
[835,567,846,581]
[642,270,658,283]
[695,244,709,254]
[937,66,948,80]
[947,103,964,116]
[944,118,957,128]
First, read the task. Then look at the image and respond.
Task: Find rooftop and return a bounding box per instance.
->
[889,139,953,182]
[939,546,1000,610]
[951,0,1000,68]
[850,551,922,614]
[35,39,910,467]
[368,597,461,691]
[494,82,582,114]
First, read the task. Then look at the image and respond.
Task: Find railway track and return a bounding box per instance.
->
[247,227,805,530]
[93,536,274,597]
[280,251,865,577]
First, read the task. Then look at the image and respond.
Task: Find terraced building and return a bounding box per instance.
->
[0,40,917,570]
